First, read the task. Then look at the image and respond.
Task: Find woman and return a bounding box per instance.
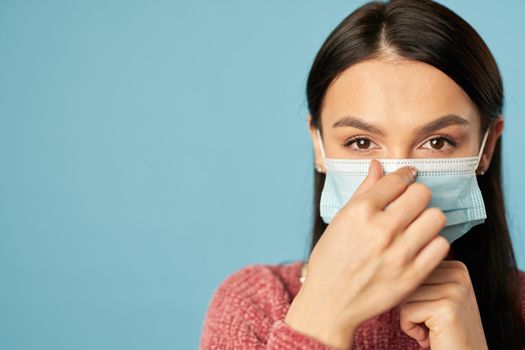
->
[200,0,525,349]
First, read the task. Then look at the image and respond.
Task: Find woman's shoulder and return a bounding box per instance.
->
[206,259,304,304]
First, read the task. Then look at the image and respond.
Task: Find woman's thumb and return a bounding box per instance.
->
[351,159,383,199]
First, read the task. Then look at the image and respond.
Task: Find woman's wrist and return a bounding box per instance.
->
[284,289,356,350]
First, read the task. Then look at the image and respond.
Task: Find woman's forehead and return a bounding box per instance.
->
[321,58,480,132]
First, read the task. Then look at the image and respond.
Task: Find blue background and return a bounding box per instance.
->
[1,1,524,349]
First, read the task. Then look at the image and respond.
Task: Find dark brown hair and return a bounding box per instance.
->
[305,0,524,348]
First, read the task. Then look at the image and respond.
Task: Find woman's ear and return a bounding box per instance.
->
[307,115,326,173]
[477,115,504,175]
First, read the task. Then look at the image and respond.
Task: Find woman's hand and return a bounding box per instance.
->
[284,159,450,350]
[398,260,488,350]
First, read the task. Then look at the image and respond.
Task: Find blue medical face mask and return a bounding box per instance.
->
[316,129,490,244]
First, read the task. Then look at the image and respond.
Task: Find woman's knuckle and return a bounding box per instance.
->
[449,269,462,282]
[451,268,468,283]
[438,299,459,322]
[448,281,467,299]
[353,197,376,216]
[371,229,390,249]
[383,249,404,269]
[399,304,410,318]
[453,260,468,272]
[378,217,397,236]
[413,183,432,201]
[391,172,408,186]
[395,252,410,267]
[427,207,446,225]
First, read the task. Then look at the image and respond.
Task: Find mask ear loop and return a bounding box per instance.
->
[316,128,327,159]
[475,128,490,172]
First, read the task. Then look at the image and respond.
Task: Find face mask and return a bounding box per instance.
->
[316,128,490,244]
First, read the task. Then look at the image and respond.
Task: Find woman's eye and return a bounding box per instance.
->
[343,137,375,151]
[343,136,457,153]
[421,136,457,151]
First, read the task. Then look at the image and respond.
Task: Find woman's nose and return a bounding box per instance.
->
[382,147,413,159]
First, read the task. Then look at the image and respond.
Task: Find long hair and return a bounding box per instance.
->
[305,1,524,348]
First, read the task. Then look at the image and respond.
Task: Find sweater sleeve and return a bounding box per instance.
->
[199,264,340,350]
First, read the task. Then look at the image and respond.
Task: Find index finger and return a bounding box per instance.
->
[357,163,417,210]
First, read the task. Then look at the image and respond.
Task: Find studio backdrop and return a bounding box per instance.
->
[1,1,524,349]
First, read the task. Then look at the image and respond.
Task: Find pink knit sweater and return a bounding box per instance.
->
[200,260,525,349]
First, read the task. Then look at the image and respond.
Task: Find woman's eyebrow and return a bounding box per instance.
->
[332,116,386,136]
[332,114,470,137]
[413,114,470,138]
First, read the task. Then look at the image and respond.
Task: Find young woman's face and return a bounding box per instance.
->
[311,58,500,169]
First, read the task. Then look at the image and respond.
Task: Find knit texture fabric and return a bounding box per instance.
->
[200,260,525,349]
